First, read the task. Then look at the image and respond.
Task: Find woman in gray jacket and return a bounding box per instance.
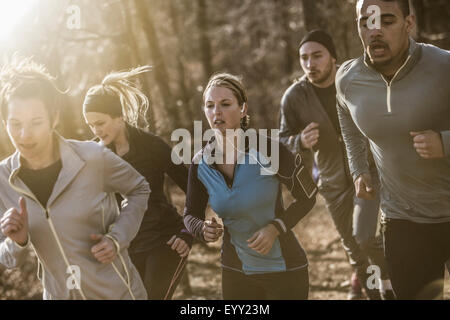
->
[0,56,150,299]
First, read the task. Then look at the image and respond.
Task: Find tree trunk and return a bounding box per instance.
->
[168,0,197,129]
[196,0,213,79]
[279,0,295,74]
[134,0,181,130]
[301,0,320,31]
[121,0,156,130]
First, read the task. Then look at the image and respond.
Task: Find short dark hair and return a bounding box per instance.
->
[0,55,63,122]
[357,0,411,18]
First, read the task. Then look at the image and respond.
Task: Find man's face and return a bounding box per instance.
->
[357,0,414,67]
[299,42,336,86]
[300,41,336,85]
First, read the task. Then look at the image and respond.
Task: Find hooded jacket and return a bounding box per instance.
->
[0,135,150,299]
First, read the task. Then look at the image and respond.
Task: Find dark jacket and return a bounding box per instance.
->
[109,124,191,253]
[279,75,374,202]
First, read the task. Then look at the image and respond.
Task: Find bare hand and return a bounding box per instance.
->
[167,235,191,258]
[202,217,223,243]
[1,197,29,246]
[247,224,279,255]
[410,130,444,159]
[301,122,320,149]
[91,234,117,264]
[355,173,376,200]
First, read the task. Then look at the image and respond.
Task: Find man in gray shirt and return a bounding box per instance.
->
[337,0,450,299]
[279,30,392,300]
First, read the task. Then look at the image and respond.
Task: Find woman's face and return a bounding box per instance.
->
[203,86,247,134]
[84,112,123,146]
[5,98,56,161]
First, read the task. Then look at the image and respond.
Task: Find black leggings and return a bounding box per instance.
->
[222,267,309,300]
[130,244,186,300]
[383,219,450,300]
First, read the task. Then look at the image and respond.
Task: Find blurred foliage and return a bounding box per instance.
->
[0,0,448,160]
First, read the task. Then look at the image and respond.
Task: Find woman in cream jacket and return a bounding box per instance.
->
[0,56,150,300]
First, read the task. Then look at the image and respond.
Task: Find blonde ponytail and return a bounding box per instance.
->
[85,65,151,128]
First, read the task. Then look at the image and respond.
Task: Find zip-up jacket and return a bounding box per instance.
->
[337,39,450,223]
[107,124,191,254]
[0,135,150,299]
[183,135,318,275]
[279,75,376,202]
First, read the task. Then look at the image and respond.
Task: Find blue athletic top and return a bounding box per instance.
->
[184,135,318,275]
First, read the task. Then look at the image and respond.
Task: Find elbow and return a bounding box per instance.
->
[302,193,317,216]
[307,194,317,212]
[142,179,151,196]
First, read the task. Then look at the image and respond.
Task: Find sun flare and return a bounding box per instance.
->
[0,0,36,41]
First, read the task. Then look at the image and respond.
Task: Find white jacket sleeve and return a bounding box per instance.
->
[101,147,150,251]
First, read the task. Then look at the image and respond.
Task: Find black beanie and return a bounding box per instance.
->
[299,29,337,59]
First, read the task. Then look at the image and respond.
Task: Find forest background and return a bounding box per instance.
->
[0,0,449,299]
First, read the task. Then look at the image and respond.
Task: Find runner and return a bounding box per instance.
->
[0,56,149,299]
[279,29,393,300]
[337,0,450,299]
[83,66,192,300]
[183,73,318,299]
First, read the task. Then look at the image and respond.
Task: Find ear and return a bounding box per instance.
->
[240,102,248,118]
[332,56,337,65]
[52,110,60,129]
[116,115,126,126]
[405,14,416,34]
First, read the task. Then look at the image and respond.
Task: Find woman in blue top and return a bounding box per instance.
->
[183,73,318,299]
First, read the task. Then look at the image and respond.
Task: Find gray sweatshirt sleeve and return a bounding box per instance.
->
[336,92,370,181]
[279,91,314,172]
[0,199,30,268]
[102,147,150,251]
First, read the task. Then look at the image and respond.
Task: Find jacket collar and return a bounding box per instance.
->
[364,38,422,82]
[202,134,250,168]
[9,133,85,208]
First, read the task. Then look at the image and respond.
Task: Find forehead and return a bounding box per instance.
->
[7,98,48,120]
[300,41,329,56]
[357,0,402,18]
[204,85,238,102]
[84,111,113,122]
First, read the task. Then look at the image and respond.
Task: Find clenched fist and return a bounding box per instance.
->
[167,235,190,258]
[354,173,376,200]
[91,234,117,264]
[247,224,279,256]
[1,197,29,246]
[410,130,444,159]
[301,122,320,149]
[202,217,223,243]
